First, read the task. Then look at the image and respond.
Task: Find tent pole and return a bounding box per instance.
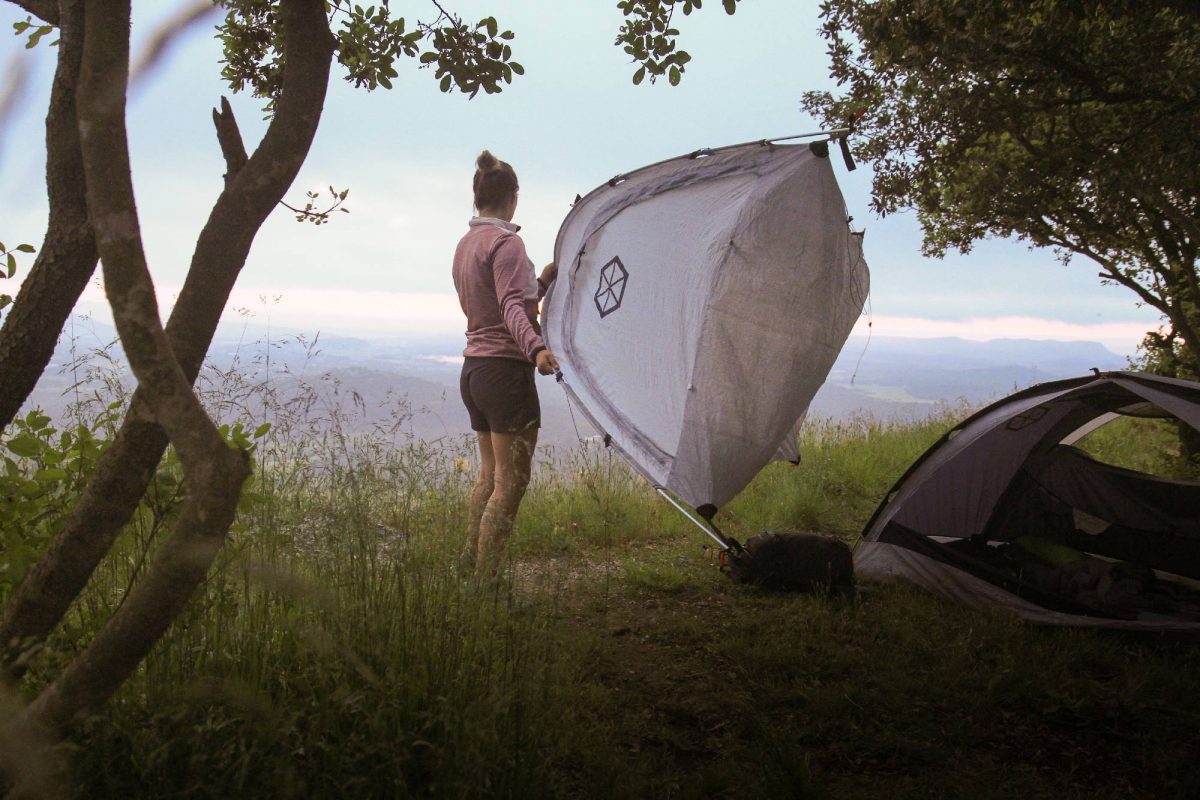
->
[655,488,736,551]
[766,128,850,144]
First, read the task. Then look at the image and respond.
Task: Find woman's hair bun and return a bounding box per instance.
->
[472,149,518,210]
[476,150,499,172]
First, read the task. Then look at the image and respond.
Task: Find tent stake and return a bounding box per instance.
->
[655,488,737,552]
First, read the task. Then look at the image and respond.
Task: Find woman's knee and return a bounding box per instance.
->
[492,472,530,500]
[474,471,495,494]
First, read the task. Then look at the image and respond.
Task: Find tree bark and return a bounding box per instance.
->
[0,0,97,432]
[5,0,58,26]
[0,0,335,683]
[6,0,255,739]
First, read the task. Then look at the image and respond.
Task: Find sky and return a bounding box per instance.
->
[0,0,1163,356]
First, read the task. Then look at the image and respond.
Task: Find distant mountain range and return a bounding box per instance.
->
[23,321,1131,452]
[812,336,1129,420]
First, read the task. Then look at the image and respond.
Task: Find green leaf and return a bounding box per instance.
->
[669,65,681,86]
[722,0,737,13]
[439,74,452,92]
[14,244,34,253]
[5,434,42,458]
[510,61,524,76]
[633,65,646,85]
[34,467,68,482]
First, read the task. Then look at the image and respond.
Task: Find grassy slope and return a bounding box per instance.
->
[9,410,1200,798]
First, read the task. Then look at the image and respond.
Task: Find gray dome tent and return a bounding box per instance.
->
[857,371,1200,630]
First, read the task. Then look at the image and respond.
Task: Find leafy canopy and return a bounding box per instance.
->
[218,0,742,105]
[217,0,523,103]
[616,0,741,87]
[803,0,1200,362]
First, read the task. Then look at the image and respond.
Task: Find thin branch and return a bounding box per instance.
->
[211,95,247,184]
[0,52,31,158]
[429,0,460,26]
[130,0,220,87]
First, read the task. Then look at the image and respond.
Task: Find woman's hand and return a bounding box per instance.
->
[539,261,558,286]
[535,349,560,376]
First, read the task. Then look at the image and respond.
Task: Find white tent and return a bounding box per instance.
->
[542,138,868,538]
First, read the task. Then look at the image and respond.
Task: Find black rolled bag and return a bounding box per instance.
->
[724,531,856,599]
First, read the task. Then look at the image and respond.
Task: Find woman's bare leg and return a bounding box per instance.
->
[462,432,496,568]
[475,426,538,576]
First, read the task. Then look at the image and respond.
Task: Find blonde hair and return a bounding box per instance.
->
[473,150,519,211]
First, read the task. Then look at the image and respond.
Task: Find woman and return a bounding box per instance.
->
[452,150,558,575]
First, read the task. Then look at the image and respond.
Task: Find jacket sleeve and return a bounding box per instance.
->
[490,234,546,361]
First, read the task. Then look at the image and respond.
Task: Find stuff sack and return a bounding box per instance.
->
[724,531,855,598]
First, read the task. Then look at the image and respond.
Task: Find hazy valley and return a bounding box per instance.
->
[27,320,1130,453]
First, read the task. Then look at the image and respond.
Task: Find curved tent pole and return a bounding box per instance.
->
[597,128,853,190]
[554,129,857,285]
[655,488,744,554]
[764,128,851,144]
[553,369,745,554]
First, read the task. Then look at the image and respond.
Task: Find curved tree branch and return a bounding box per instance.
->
[7,0,252,738]
[212,95,248,183]
[1,0,335,685]
[0,0,97,432]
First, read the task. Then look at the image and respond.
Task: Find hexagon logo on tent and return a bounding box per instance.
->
[594,256,628,318]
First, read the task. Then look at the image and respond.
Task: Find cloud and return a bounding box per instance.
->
[855,315,1157,354]
[71,280,1157,357]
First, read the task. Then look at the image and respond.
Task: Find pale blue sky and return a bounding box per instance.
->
[0,0,1161,354]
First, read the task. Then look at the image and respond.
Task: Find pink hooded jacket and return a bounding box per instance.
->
[452,217,547,362]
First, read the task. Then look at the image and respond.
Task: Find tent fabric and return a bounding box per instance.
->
[542,141,868,511]
[1026,445,1200,535]
[857,372,1200,630]
[855,540,1200,631]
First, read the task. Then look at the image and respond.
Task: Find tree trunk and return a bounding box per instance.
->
[5,0,254,740]
[0,0,97,432]
[0,0,335,688]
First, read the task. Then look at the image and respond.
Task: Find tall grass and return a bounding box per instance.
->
[5,350,1199,798]
[725,406,969,538]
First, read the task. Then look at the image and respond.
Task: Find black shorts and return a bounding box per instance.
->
[460,356,541,433]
